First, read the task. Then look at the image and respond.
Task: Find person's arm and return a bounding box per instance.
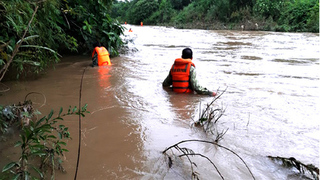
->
[162,71,172,87]
[189,66,216,96]
[92,53,98,67]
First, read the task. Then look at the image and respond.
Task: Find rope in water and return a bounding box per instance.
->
[74,66,87,180]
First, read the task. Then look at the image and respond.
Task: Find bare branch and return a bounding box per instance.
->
[163,139,255,180]
[179,153,225,179]
[268,156,319,180]
[199,87,227,120]
[24,91,47,108]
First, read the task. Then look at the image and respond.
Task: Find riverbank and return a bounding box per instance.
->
[156,18,283,32]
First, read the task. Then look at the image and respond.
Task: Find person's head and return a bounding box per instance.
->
[93,41,101,48]
[181,48,193,59]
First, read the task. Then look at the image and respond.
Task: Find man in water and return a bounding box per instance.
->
[162,48,216,96]
[92,42,111,67]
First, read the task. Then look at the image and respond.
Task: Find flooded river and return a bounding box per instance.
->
[0,25,319,179]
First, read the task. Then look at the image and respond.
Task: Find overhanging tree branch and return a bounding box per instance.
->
[0,5,39,82]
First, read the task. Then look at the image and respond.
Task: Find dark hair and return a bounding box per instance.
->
[93,41,101,48]
[182,48,193,59]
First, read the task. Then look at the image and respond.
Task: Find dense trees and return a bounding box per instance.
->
[112,0,319,32]
[0,0,124,80]
[129,0,159,24]
[276,0,319,32]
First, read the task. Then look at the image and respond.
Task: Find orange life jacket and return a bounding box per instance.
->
[170,58,195,93]
[92,47,111,66]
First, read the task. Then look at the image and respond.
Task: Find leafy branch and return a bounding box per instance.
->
[0,5,38,82]
[1,104,89,180]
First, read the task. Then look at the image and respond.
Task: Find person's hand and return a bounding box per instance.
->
[210,91,217,97]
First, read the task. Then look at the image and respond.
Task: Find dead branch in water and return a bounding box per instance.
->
[268,156,319,180]
[198,87,227,122]
[163,139,255,180]
[0,82,10,93]
[162,87,256,179]
[1,91,46,131]
[194,87,228,143]
[24,91,47,108]
[0,99,35,128]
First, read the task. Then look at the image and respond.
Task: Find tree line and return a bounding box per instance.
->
[112,0,319,32]
[0,0,123,80]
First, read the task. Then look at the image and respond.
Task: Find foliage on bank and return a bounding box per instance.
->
[0,0,124,80]
[112,0,319,33]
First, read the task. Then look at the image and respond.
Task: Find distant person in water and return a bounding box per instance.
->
[92,42,111,67]
[162,48,217,96]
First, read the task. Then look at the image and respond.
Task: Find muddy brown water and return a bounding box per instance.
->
[0,25,319,180]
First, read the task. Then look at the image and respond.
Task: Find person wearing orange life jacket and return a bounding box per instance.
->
[162,48,217,96]
[92,42,111,67]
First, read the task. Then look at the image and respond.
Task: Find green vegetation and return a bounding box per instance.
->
[0,0,124,80]
[0,101,89,179]
[111,0,319,33]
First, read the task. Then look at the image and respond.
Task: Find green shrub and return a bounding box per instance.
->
[277,0,319,32]
[1,103,89,179]
[127,0,159,25]
[0,0,124,80]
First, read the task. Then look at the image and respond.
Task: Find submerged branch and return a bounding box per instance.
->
[179,153,225,179]
[194,87,228,142]
[163,139,255,180]
[268,156,319,180]
[24,92,47,108]
[0,82,10,93]
[199,87,227,121]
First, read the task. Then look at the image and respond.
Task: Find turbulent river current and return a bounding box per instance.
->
[0,25,319,180]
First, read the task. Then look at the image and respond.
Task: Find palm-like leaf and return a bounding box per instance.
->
[20,45,61,57]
